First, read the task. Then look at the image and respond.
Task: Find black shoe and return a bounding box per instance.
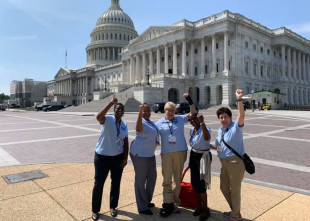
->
[159,203,173,217]
[199,208,210,221]
[148,203,155,208]
[139,209,153,215]
[110,208,117,217]
[193,208,202,216]
[92,213,99,220]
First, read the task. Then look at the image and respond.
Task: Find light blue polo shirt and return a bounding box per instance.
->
[155,115,188,154]
[95,115,128,156]
[189,126,211,151]
[130,118,158,157]
[215,121,245,159]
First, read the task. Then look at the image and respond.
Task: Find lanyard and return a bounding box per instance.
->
[115,120,121,137]
[168,122,173,135]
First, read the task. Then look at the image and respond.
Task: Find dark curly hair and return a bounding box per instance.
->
[216,107,232,118]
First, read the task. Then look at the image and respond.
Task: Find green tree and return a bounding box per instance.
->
[0,93,10,103]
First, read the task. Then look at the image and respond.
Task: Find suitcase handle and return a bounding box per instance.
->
[181,166,190,182]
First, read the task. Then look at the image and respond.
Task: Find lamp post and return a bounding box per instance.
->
[146,68,150,85]
[104,76,107,91]
[251,90,255,112]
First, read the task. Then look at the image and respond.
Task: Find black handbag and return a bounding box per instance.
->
[221,136,255,174]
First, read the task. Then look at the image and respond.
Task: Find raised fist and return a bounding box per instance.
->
[198,115,204,124]
[111,97,118,104]
[183,93,189,98]
[236,89,244,99]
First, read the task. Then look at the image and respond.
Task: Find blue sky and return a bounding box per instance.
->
[0,0,309,95]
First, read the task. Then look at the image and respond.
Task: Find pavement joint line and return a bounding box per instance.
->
[0,134,99,146]
[0,125,69,133]
[253,193,295,220]
[211,171,310,196]
[32,180,78,221]
[261,135,310,143]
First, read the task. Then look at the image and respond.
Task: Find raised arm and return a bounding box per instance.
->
[184,93,197,116]
[198,115,211,141]
[236,89,245,126]
[96,97,118,123]
[136,105,144,132]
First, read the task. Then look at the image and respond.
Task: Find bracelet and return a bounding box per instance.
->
[237,98,243,102]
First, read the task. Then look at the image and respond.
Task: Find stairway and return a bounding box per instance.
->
[60,86,141,113]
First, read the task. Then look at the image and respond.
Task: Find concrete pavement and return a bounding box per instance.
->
[1,163,309,221]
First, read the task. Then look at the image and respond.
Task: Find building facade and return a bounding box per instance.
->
[48,1,310,108]
[10,79,47,107]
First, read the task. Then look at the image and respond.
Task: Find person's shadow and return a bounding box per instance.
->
[96,206,253,220]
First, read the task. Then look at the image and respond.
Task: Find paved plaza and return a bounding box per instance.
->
[0,109,310,220]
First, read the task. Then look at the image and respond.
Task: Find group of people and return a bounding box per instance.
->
[91,89,246,221]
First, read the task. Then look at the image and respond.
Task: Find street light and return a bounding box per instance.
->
[251,90,255,112]
[146,68,150,85]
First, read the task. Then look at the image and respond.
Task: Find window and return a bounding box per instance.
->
[161,57,164,62]
[245,41,249,48]
[253,63,257,75]
[245,61,249,74]
[260,47,263,53]
[205,65,208,74]
[267,49,270,55]
[115,33,117,39]
[261,65,264,77]
[274,51,276,57]
[267,67,271,77]
[195,67,198,76]
[229,61,231,70]
[194,49,198,54]
[216,63,219,72]
[111,33,113,39]
[205,46,208,51]
[216,43,219,49]
[253,44,257,51]
[228,40,230,46]
[186,51,188,56]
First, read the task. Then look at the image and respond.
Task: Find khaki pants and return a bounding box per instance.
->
[220,156,245,219]
[161,151,187,205]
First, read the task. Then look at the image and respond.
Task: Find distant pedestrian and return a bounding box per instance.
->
[91,97,129,220]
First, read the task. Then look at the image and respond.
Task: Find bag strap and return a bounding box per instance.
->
[221,134,243,160]
[181,165,190,182]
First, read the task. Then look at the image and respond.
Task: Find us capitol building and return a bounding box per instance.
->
[45,0,310,109]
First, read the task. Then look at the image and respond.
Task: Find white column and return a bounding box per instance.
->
[86,77,88,96]
[293,49,297,81]
[142,51,146,83]
[122,62,126,83]
[70,79,72,96]
[287,47,291,80]
[182,40,186,77]
[173,41,177,75]
[298,50,301,81]
[191,41,195,77]
[200,37,205,78]
[302,52,306,83]
[130,56,133,83]
[224,32,229,73]
[107,48,110,60]
[281,44,286,80]
[149,49,154,75]
[211,35,217,77]
[157,47,161,74]
[307,55,310,83]
[135,54,140,83]
[164,44,168,74]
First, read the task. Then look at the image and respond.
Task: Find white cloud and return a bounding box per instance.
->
[287,22,310,34]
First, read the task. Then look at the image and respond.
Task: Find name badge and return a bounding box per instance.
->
[168,135,176,144]
[217,144,223,152]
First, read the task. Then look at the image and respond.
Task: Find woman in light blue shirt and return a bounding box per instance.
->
[130,104,158,215]
[188,113,211,221]
[91,97,128,220]
[211,89,246,221]
[155,94,197,217]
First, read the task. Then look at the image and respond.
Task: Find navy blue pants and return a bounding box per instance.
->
[92,152,124,213]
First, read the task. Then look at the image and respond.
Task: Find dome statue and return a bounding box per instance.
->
[86,0,138,66]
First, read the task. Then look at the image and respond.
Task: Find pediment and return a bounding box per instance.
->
[130,26,183,45]
[54,68,70,79]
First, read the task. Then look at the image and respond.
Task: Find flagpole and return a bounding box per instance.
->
[65,49,67,68]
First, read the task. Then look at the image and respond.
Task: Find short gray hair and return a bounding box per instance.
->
[164,102,176,111]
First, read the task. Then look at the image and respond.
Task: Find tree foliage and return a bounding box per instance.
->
[0,93,10,103]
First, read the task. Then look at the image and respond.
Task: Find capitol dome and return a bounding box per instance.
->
[86,0,138,66]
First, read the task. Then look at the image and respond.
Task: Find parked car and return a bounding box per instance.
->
[152,103,165,113]
[0,105,5,111]
[36,105,50,111]
[175,103,199,114]
[42,105,64,112]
